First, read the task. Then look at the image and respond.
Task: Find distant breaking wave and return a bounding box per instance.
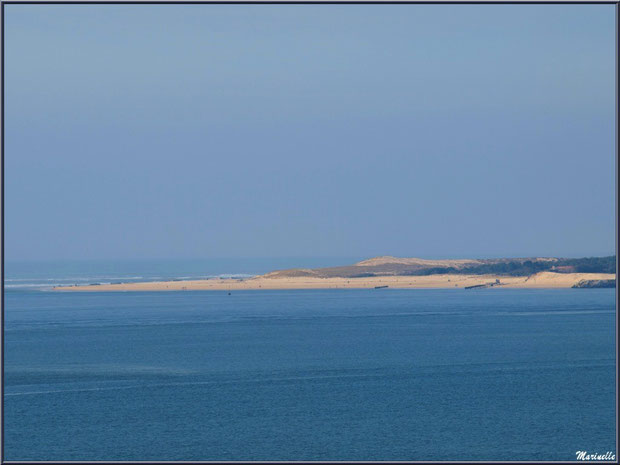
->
[4,273,257,290]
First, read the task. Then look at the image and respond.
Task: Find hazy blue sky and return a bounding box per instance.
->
[4,4,616,261]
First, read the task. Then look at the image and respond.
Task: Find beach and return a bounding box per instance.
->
[53,272,616,291]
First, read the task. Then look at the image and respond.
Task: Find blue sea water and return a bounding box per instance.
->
[3,284,617,461]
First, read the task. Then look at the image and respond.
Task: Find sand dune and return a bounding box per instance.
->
[353,256,482,267]
[262,255,570,279]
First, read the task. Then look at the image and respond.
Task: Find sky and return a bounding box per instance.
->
[3,4,616,262]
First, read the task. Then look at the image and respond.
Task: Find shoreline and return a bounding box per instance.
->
[53,272,616,292]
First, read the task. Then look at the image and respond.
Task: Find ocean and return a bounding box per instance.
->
[2,261,617,461]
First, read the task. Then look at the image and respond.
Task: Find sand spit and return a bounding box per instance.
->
[53,272,615,292]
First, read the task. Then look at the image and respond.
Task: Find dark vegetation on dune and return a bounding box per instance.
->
[572,279,616,288]
[404,256,616,277]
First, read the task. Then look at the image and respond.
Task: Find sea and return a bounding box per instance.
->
[2,259,617,461]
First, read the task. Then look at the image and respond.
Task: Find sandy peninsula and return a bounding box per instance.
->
[54,271,616,292]
[52,256,616,291]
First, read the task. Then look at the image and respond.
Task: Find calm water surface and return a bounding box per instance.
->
[3,288,616,460]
